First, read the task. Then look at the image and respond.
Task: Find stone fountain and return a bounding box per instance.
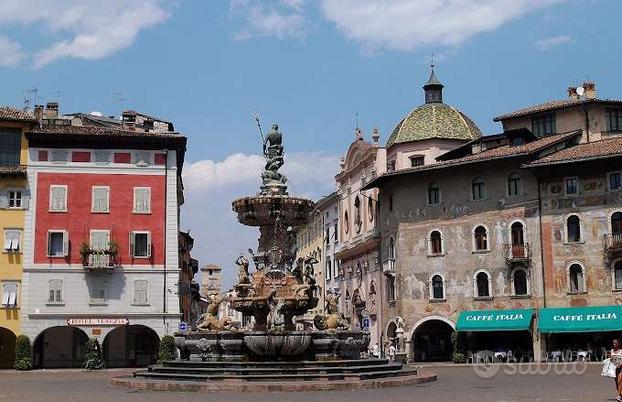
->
[114,124,433,391]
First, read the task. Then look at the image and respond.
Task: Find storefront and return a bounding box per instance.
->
[456,309,534,360]
[539,306,622,360]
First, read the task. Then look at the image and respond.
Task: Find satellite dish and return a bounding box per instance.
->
[90,111,103,117]
[576,86,585,96]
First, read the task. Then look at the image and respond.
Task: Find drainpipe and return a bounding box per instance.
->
[163,150,169,327]
[537,176,547,309]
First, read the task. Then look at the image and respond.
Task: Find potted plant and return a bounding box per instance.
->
[79,241,92,266]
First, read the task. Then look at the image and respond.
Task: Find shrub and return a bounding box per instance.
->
[453,352,466,364]
[158,335,176,363]
[83,338,104,370]
[14,334,32,370]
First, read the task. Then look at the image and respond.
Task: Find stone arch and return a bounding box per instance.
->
[33,326,89,368]
[103,324,160,368]
[409,316,455,362]
[0,327,16,369]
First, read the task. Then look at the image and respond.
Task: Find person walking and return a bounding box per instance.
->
[389,343,396,361]
[611,339,622,402]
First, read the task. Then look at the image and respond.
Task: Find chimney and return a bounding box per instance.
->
[583,81,596,99]
[354,128,363,140]
[372,126,380,144]
[34,104,44,123]
[122,110,137,130]
[567,86,578,99]
[44,102,58,119]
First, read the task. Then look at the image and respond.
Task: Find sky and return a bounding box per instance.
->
[0,0,620,288]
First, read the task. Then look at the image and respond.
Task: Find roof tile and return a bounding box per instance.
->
[527,136,622,166]
[0,106,36,122]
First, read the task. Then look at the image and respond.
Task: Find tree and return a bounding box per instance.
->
[14,335,32,370]
[83,338,104,370]
[158,335,176,363]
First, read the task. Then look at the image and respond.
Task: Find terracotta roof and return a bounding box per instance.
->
[31,124,181,138]
[526,136,622,166]
[363,130,581,189]
[494,98,622,121]
[0,107,36,122]
[0,165,26,176]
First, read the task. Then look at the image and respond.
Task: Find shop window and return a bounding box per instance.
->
[429,230,443,255]
[471,176,485,200]
[431,275,444,300]
[507,173,522,197]
[568,263,585,293]
[566,215,581,243]
[513,268,529,296]
[474,226,488,251]
[475,271,491,298]
[427,183,440,205]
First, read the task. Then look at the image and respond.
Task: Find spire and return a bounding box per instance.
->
[423,64,444,104]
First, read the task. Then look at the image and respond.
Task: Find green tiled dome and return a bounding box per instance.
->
[386,103,482,147]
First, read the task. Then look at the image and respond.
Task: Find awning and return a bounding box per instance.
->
[456,309,534,332]
[539,306,622,333]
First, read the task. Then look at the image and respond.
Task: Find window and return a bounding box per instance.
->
[410,156,424,167]
[325,227,330,245]
[90,286,107,305]
[606,109,622,132]
[387,160,396,172]
[427,183,440,205]
[507,173,522,197]
[615,261,622,290]
[8,191,22,208]
[475,271,491,298]
[609,172,621,191]
[353,196,362,232]
[430,230,443,255]
[471,176,485,200]
[48,279,63,303]
[565,177,578,195]
[90,230,110,251]
[334,222,339,242]
[474,226,488,251]
[92,186,109,213]
[368,198,374,221]
[3,230,20,252]
[531,113,556,136]
[431,275,444,300]
[1,282,18,307]
[0,128,21,166]
[49,185,67,212]
[131,232,151,258]
[133,280,149,304]
[513,268,528,296]
[612,212,622,236]
[94,151,110,164]
[50,150,68,163]
[133,187,151,213]
[134,152,150,166]
[511,221,525,258]
[344,211,349,234]
[326,259,332,281]
[386,274,396,302]
[388,236,395,260]
[47,231,68,257]
[569,263,585,293]
[566,215,581,243]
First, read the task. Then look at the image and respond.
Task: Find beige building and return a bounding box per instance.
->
[200,264,222,297]
[295,203,325,321]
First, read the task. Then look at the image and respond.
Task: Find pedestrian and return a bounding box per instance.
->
[372,342,380,358]
[389,343,396,361]
[611,338,622,401]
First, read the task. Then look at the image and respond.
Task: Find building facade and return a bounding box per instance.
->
[20,104,186,368]
[0,107,35,368]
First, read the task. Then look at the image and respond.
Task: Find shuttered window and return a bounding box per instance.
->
[90,231,110,251]
[49,185,67,212]
[133,280,148,304]
[92,186,109,213]
[47,231,68,257]
[130,232,151,258]
[1,282,18,307]
[133,187,151,213]
[3,230,20,251]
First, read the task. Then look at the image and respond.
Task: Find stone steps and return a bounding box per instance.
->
[161,358,390,369]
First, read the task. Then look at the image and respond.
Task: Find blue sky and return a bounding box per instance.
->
[1,0,619,287]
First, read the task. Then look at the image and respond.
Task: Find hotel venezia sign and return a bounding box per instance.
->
[67,317,129,326]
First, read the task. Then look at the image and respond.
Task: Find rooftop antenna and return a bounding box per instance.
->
[252,110,265,145]
[23,87,38,112]
[430,50,435,69]
[113,90,127,117]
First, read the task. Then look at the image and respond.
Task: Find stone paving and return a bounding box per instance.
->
[0,364,617,402]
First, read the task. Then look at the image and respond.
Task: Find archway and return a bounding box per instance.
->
[0,328,16,369]
[33,326,88,368]
[103,325,159,368]
[412,319,454,362]
[386,321,397,347]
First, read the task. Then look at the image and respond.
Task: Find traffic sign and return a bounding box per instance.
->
[362,318,370,329]
[178,322,188,332]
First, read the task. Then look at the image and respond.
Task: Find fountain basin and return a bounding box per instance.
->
[232,195,314,227]
[244,332,312,359]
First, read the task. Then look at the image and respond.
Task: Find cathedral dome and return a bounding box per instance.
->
[386,69,482,148]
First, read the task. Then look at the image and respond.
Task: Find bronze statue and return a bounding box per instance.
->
[303,256,317,286]
[236,255,250,285]
[261,124,287,191]
[196,293,233,331]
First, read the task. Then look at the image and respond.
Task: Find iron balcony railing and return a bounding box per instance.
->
[503,243,531,263]
[84,253,115,270]
[604,233,622,253]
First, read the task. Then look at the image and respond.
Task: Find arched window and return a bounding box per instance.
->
[472,176,485,200]
[566,215,581,243]
[508,173,522,197]
[388,236,395,260]
[475,271,491,297]
[513,268,528,296]
[344,211,350,234]
[612,212,622,235]
[569,263,585,293]
[368,198,374,221]
[474,226,488,251]
[427,183,440,205]
[430,230,443,255]
[431,275,444,300]
[614,260,622,290]
[354,196,362,232]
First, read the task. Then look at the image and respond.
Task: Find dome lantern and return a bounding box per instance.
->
[423,65,444,104]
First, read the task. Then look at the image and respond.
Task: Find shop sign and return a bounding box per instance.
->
[67,317,129,326]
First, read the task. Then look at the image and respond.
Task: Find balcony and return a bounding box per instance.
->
[83,252,116,271]
[604,233,622,254]
[503,243,531,265]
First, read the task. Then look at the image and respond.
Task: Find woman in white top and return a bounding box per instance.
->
[611,339,622,402]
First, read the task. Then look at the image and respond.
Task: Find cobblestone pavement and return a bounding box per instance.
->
[0,364,617,402]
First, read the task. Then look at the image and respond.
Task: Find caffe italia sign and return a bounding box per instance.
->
[67,317,129,326]
[539,306,622,333]
[456,309,534,332]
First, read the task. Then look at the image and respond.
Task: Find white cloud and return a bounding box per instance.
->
[0,36,25,67]
[182,151,339,288]
[320,0,567,53]
[230,0,307,41]
[535,34,574,51]
[0,0,170,68]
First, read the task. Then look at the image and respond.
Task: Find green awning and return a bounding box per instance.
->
[456,309,534,332]
[539,306,622,333]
